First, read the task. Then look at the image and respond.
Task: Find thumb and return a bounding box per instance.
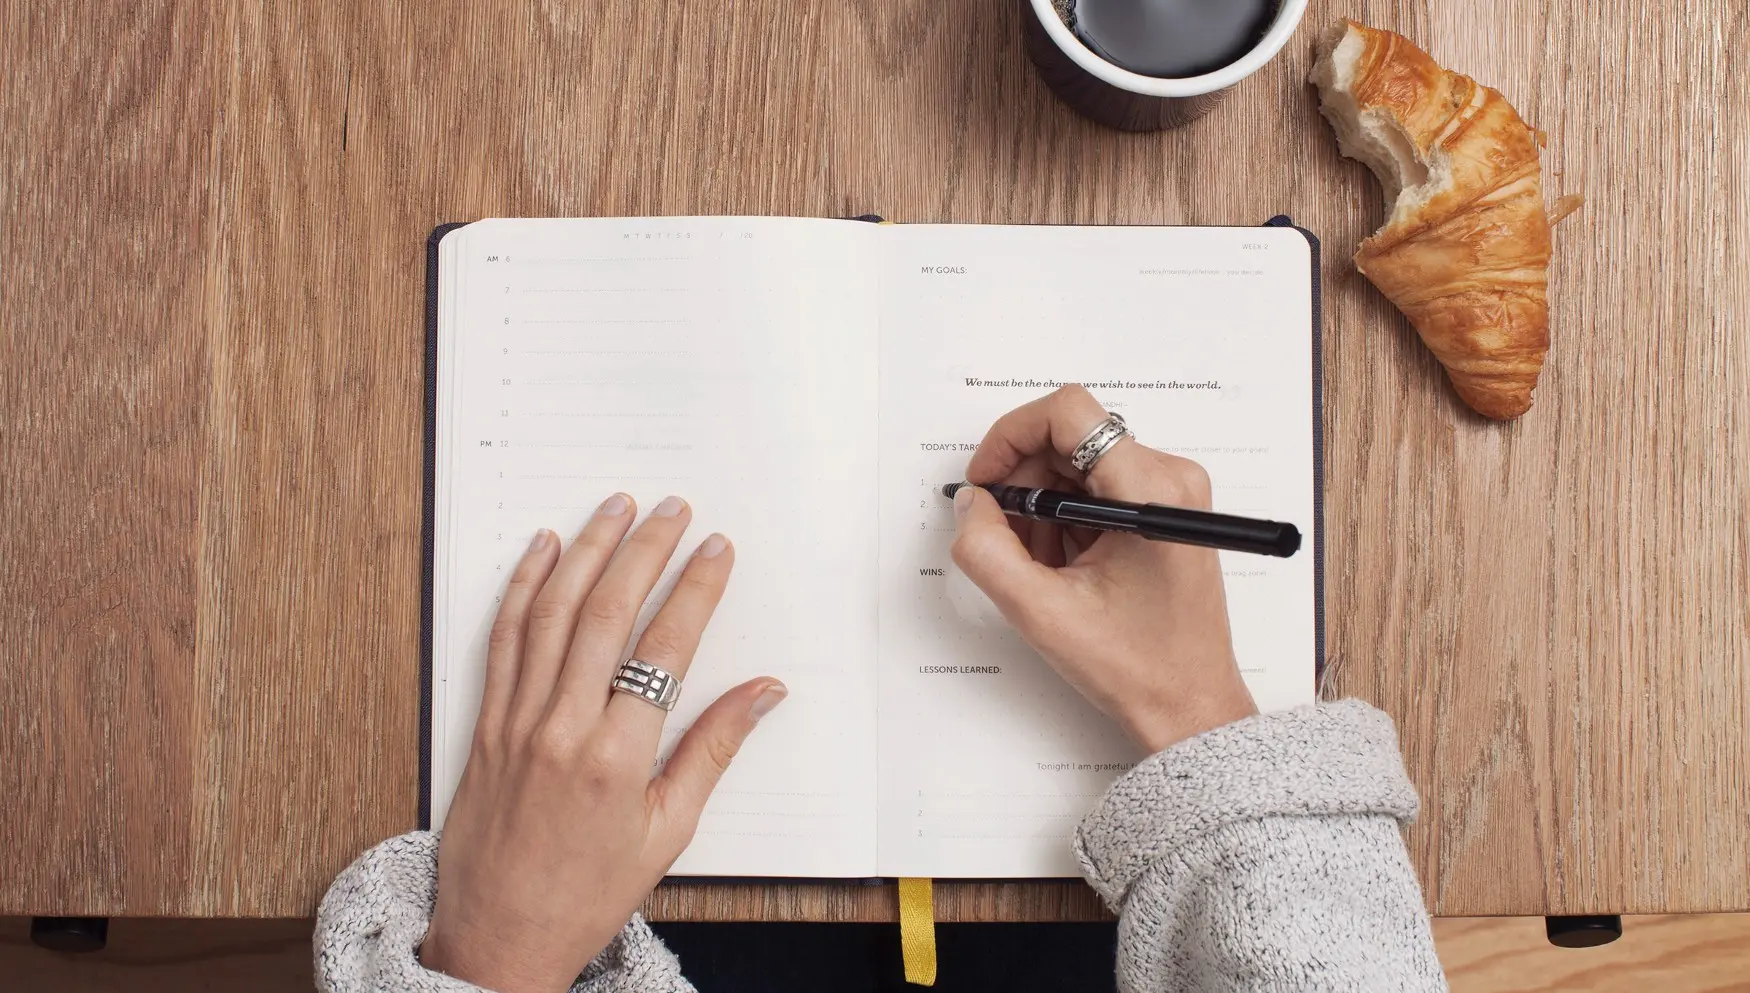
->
[650,678,786,848]
[950,486,1059,619]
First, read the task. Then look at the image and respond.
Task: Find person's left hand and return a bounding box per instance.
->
[418,494,787,993]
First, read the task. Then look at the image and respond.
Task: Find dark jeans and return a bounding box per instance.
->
[651,923,1119,993]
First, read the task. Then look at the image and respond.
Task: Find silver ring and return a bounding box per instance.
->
[611,659,682,712]
[1070,412,1132,474]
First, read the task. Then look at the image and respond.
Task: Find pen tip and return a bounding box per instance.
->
[941,482,964,499]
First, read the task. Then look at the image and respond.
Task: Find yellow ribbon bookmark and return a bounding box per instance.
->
[897,877,938,986]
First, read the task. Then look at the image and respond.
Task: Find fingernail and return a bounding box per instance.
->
[528,528,551,552]
[748,683,788,722]
[698,533,729,558]
[652,495,686,517]
[953,486,974,523]
[598,493,630,517]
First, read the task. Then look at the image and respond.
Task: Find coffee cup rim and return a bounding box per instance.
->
[1028,0,1309,97]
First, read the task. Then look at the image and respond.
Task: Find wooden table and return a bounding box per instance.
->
[2,0,1745,921]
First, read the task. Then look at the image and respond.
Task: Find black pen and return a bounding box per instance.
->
[941,482,1301,558]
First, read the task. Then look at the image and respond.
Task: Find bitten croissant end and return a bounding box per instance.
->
[1312,20,1552,420]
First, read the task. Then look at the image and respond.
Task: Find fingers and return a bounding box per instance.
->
[1042,467,1103,555]
[1027,519,1067,569]
[950,485,1060,623]
[550,495,694,720]
[599,533,735,747]
[964,386,1101,482]
[649,677,787,852]
[506,494,637,736]
[1002,456,1067,568]
[477,529,561,746]
[1142,448,1215,510]
[964,386,1157,502]
[1065,523,1101,557]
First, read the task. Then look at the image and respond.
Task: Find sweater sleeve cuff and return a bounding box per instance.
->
[1073,699,1420,908]
[315,831,688,993]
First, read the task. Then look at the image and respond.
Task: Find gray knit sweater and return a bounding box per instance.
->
[316,700,1447,991]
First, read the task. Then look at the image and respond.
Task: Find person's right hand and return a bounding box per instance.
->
[953,386,1259,753]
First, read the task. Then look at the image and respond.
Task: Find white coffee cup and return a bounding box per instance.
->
[1024,0,1310,130]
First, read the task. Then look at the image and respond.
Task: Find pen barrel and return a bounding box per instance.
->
[1135,504,1301,558]
[1032,489,1299,558]
[983,483,1037,515]
[970,483,1300,558]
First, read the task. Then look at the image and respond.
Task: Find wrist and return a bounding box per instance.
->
[1129,675,1258,754]
[419,923,570,993]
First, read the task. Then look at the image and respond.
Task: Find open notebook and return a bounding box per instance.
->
[424,217,1322,879]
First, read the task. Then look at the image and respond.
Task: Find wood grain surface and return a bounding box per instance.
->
[6,915,1750,991]
[1438,915,1750,993]
[642,879,1107,924]
[1,0,1745,919]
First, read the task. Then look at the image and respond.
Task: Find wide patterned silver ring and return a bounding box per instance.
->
[1070,412,1132,474]
[611,659,682,712]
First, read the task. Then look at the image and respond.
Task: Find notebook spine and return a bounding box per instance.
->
[420,222,469,830]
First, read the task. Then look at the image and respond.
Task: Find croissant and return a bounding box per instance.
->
[1311,20,1551,420]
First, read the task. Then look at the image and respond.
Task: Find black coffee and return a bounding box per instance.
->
[1071,0,1277,79]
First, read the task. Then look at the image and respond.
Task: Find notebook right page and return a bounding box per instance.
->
[874,223,1318,878]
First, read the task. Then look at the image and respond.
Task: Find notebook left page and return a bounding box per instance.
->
[433,217,882,877]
